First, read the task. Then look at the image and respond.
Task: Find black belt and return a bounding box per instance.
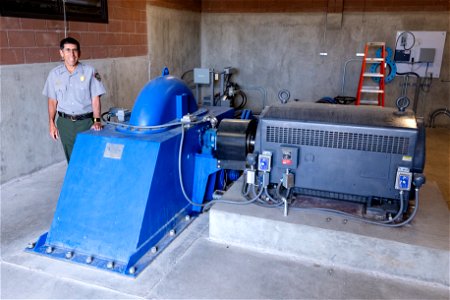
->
[58,111,93,121]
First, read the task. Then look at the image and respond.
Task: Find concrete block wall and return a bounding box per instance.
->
[0,1,147,64]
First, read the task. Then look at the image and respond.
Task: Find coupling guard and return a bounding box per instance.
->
[216,119,257,163]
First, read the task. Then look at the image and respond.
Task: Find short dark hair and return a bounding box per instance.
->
[60,37,80,51]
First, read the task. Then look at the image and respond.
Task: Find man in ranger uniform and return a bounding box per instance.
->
[43,37,106,162]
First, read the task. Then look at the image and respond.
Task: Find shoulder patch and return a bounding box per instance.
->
[94,72,102,82]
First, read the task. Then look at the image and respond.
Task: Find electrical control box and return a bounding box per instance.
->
[394,31,446,78]
[280,146,298,167]
[395,167,412,191]
[247,169,256,185]
[282,172,295,189]
[258,152,272,172]
[193,68,210,84]
[418,48,436,63]
[394,50,410,62]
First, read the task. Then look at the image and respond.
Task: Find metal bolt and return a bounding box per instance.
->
[151,246,158,254]
[27,242,36,249]
[45,246,53,254]
[128,266,136,275]
[169,229,176,236]
[185,215,191,222]
[343,219,348,224]
[326,217,332,222]
[328,269,334,276]
[65,251,73,259]
[107,261,115,269]
[85,256,93,264]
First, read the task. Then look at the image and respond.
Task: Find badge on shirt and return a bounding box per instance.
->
[80,75,85,82]
[94,72,102,82]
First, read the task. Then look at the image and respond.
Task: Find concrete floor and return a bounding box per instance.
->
[1,129,449,299]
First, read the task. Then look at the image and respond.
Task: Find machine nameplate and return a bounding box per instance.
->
[104,143,124,159]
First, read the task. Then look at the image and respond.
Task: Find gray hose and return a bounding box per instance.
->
[264,187,282,204]
[103,108,209,130]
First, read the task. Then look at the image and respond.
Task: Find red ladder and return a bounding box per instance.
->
[356,42,386,106]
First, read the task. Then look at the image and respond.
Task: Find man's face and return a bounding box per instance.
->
[60,43,80,67]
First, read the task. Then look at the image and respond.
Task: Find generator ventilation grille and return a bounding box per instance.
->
[266,126,410,154]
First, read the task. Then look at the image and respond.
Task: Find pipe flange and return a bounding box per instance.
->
[371,46,397,83]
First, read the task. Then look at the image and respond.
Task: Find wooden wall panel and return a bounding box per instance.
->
[147,0,201,12]
[201,0,450,13]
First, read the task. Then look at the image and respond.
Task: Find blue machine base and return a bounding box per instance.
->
[24,106,234,278]
[25,208,195,277]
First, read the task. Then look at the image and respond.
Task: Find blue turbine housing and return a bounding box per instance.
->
[129,69,198,127]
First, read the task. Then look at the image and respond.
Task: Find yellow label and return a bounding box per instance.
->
[402,156,412,162]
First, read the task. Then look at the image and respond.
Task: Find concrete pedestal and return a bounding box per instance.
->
[210,179,450,287]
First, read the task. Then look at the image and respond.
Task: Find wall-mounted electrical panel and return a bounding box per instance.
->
[394,31,446,78]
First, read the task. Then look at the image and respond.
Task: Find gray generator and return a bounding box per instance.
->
[252,102,425,211]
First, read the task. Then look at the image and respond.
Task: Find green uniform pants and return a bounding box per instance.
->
[56,117,93,162]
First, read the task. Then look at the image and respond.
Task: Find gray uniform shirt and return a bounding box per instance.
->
[43,62,106,115]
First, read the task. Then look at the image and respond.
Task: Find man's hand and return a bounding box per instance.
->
[49,122,59,140]
[91,122,103,131]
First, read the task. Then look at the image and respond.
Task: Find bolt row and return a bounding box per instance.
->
[25,216,190,276]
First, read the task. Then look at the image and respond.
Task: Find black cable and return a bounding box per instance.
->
[101,111,110,122]
[234,90,248,110]
[181,69,193,80]
[396,71,420,77]
[213,92,222,106]
[395,31,415,52]
[397,70,431,94]
[420,63,433,93]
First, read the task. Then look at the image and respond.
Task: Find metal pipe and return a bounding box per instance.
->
[396,72,421,113]
[429,108,450,127]
[341,59,362,95]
